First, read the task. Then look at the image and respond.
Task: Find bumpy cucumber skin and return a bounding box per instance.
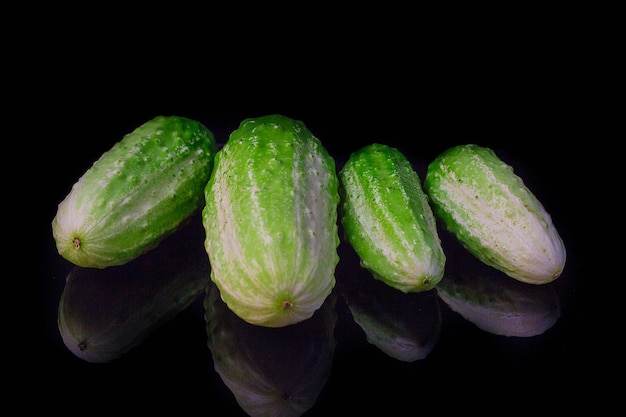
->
[339,143,446,293]
[424,144,566,284]
[202,114,340,328]
[52,115,217,268]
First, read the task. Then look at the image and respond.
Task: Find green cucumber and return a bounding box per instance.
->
[52,115,217,268]
[202,114,339,328]
[338,143,446,293]
[424,144,566,284]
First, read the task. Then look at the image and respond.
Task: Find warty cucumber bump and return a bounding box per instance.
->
[202,114,340,328]
[424,143,566,285]
[52,115,217,269]
[339,143,446,293]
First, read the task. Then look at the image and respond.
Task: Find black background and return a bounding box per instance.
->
[28,16,597,415]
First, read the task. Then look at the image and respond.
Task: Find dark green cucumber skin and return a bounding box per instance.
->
[52,115,217,268]
[339,143,446,293]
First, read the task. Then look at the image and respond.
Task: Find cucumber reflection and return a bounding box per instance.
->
[338,266,442,362]
[436,258,561,338]
[57,218,211,363]
[204,282,337,417]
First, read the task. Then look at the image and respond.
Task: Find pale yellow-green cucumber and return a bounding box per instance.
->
[339,143,446,293]
[424,144,566,284]
[52,115,217,268]
[202,114,340,328]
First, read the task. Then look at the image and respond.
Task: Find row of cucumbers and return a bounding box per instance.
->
[52,114,566,328]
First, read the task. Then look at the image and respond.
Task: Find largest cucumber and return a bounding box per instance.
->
[52,115,217,268]
[202,114,340,328]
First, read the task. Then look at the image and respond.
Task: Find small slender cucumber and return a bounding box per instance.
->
[202,114,339,328]
[52,115,217,268]
[339,143,446,293]
[424,144,566,284]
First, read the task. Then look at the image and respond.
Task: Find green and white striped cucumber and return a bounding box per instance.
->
[424,144,566,284]
[202,114,339,328]
[52,115,217,268]
[339,143,446,293]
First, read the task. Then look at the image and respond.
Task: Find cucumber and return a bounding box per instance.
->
[52,115,217,268]
[202,114,339,327]
[338,143,446,293]
[424,144,566,284]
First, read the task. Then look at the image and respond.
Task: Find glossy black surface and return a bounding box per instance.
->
[36,87,588,414]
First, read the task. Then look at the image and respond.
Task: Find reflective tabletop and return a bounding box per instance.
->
[37,111,587,415]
